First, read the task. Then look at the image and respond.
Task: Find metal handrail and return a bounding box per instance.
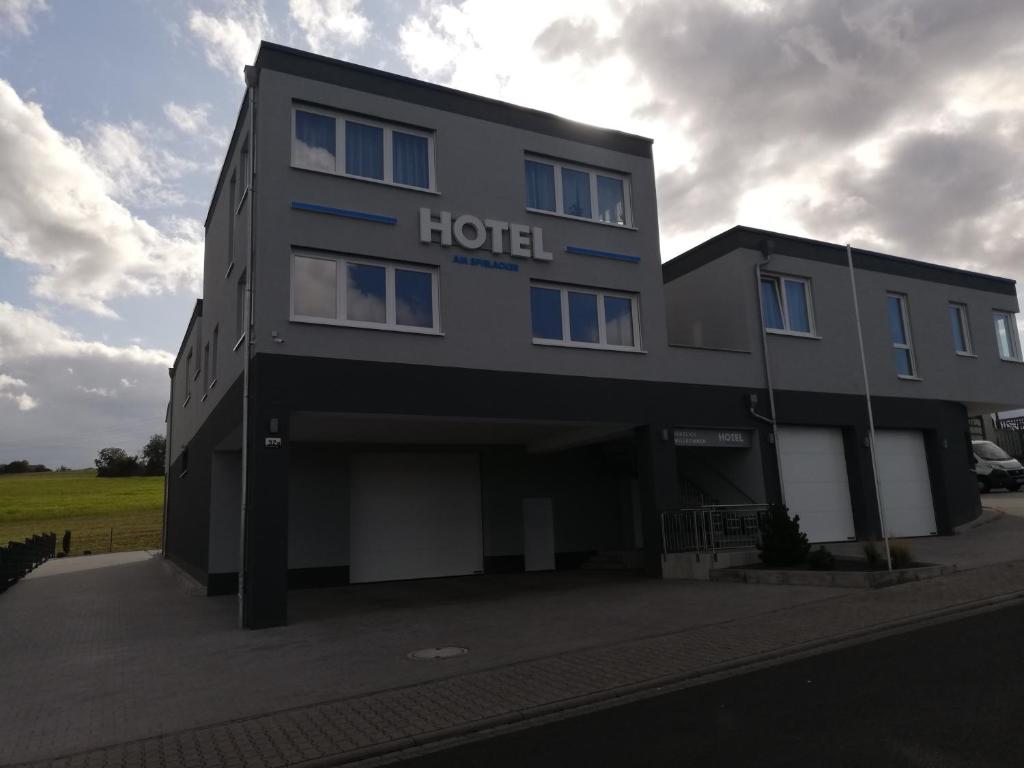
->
[660,504,770,555]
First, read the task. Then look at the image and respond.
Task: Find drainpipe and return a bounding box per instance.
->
[161,373,173,558]
[753,240,786,507]
[846,244,892,570]
[238,64,258,627]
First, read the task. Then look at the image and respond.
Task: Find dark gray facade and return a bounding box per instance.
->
[165,44,1024,629]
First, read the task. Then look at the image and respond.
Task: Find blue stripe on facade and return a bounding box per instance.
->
[564,245,640,264]
[291,201,398,225]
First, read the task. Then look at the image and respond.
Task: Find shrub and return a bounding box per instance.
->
[888,540,914,569]
[863,541,881,565]
[758,503,810,567]
[807,545,835,570]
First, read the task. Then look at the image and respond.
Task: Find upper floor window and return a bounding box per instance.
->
[530,283,640,351]
[291,252,439,334]
[760,275,813,335]
[183,349,193,403]
[994,312,1022,362]
[292,107,434,191]
[887,293,917,378]
[949,303,973,355]
[210,326,219,387]
[524,157,631,227]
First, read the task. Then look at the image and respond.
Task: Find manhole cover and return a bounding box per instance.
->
[407,646,469,660]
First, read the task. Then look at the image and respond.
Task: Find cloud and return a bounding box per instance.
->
[0,373,36,411]
[189,0,269,80]
[0,79,203,317]
[289,0,370,55]
[0,0,47,36]
[398,0,1024,291]
[0,303,172,466]
[163,101,211,135]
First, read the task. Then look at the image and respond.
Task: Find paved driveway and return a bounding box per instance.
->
[985,488,1024,518]
[2,554,849,764]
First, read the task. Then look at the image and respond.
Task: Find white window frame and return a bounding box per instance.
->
[994,311,1023,362]
[290,252,441,335]
[530,282,642,352]
[949,302,974,356]
[291,105,437,193]
[760,274,816,337]
[524,155,633,228]
[888,293,918,379]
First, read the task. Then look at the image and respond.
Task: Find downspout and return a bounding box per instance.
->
[846,244,892,570]
[161,373,173,558]
[753,240,786,507]
[238,65,258,627]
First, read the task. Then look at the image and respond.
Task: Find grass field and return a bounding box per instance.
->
[0,470,164,555]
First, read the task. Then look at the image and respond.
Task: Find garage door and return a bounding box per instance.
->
[874,430,937,537]
[777,427,856,543]
[350,453,483,583]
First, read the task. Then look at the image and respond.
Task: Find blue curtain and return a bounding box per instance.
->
[568,291,599,343]
[531,287,562,339]
[887,296,906,344]
[346,121,384,180]
[784,280,811,332]
[562,168,592,218]
[393,132,429,188]
[760,279,784,329]
[596,175,625,224]
[525,161,555,211]
[295,111,336,171]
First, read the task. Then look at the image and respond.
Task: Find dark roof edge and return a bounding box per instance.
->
[663,225,1018,297]
[254,41,653,156]
[171,299,204,373]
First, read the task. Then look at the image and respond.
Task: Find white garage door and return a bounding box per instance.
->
[777,426,856,543]
[350,452,483,583]
[874,431,937,538]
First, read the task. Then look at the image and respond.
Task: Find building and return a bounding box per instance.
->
[164,42,1024,628]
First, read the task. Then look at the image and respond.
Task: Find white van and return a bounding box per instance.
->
[972,440,1024,492]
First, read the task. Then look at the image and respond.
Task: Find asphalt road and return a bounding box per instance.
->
[985,488,1024,518]
[396,604,1024,768]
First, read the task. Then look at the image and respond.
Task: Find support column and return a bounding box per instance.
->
[635,425,682,577]
[241,356,290,629]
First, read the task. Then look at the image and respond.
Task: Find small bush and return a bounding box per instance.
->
[888,540,914,569]
[758,504,810,567]
[863,541,881,565]
[807,545,835,570]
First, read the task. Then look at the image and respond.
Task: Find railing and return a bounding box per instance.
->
[661,505,771,555]
[1,533,57,592]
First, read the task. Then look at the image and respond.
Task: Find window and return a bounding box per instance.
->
[887,293,917,378]
[202,343,210,393]
[530,283,640,350]
[239,140,250,196]
[227,172,236,269]
[524,156,631,227]
[236,271,247,346]
[994,312,1022,362]
[180,446,189,477]
[292,107,434,191]
[760,275,813,335]
[210,326,218,386]
[949,303,972,355]
[290,253,439,333]
[183,350,192,402]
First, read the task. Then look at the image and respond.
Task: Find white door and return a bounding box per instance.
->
[777,427,856,543]
[874,431,937,537]
[523,498,555,572]
[349,452,483,583]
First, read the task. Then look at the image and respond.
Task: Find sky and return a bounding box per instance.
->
[0,0,1022,468]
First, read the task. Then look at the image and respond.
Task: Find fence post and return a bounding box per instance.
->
[109,527,114,553]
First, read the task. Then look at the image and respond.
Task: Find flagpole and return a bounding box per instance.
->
[847,243,892,571]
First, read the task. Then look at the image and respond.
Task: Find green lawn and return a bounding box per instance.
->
[0,470,164,555]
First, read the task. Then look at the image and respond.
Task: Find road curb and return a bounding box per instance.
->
[332,587,1024,767]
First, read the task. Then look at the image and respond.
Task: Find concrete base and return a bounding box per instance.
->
[662,550,762,580]
[710,562,957,589]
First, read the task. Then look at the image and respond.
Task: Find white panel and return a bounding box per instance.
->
[523,498,555,572]
[350,453,482,583]
[777,427,856,543]
[874,430,937,537]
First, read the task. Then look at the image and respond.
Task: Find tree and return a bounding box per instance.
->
[95,447,140,478]
[141,434,166,476]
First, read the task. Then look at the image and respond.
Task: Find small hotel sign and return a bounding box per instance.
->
[420,208,553,261]
[673,428,752,448]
